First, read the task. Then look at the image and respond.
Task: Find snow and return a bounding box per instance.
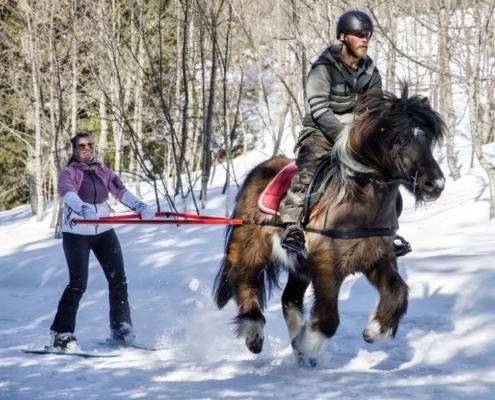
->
[2,141,495,400]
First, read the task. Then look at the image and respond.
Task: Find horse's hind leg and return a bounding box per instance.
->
[282,270,311,342]
[363,258,408,343]
[226,233,269,354]
[233,267,267,354]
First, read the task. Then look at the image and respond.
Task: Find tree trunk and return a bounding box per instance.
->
[386,0,398,93]
[71,7,78,137]
[201,7,217,208]
[439,0,461,180]
[23,1,45,221]
[466,1,495,219]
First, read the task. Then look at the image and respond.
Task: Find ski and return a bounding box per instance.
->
[98,338,162,351]
[22,346,122,358]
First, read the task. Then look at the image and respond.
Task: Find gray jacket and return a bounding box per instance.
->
[302,44,382,143]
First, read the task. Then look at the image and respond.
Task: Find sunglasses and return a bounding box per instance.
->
[77,142,94,150]
[348,31,372,39]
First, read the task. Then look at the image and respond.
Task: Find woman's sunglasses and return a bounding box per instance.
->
[77,142,94,150]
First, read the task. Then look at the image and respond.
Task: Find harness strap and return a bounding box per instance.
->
[244,219,396,240]
[305,226,396,239]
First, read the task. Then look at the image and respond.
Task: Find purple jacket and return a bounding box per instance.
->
[59,160,131,235]
[59,161,129,201]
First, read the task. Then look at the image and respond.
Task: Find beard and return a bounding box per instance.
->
[346,41,368,59]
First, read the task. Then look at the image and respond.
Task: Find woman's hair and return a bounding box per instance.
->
[66,132,93,166]
[70,132,92,149]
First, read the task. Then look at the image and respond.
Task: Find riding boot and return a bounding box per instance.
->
[280,224,307,255]
[393,235,412,257]
[279,190,307,257]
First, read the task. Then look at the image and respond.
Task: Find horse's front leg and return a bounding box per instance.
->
[363,256,408,343]
[291,259,343,362]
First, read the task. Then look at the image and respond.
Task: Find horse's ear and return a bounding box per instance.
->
[421,97,431,106]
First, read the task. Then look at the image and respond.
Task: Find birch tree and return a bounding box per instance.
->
[464,0,495,218]
[438,0,461,180]
[20,0,45,221]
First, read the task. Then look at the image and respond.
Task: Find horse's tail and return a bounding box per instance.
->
[213,220,284,311]
[213,223,236,309]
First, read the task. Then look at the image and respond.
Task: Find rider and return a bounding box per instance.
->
[279,10,411,258]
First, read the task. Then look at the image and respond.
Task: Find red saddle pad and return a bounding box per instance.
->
[257,162,297,216]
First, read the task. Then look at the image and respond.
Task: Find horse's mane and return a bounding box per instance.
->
[320,82,446,204]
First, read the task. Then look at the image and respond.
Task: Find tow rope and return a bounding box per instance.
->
[74,211,246,226]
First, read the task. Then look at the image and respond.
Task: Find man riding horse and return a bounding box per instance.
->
[279,10,411,257]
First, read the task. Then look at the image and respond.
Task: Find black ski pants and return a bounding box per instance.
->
[50,229,132,334]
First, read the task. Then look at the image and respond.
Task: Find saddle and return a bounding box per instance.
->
[258,156,332,221]
[257,162,297,216]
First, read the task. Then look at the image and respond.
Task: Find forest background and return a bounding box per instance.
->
[0,0,494,236]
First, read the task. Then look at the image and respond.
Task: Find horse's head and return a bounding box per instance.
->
[349,82,447,203]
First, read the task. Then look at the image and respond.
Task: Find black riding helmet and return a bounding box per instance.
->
[336,10,374,39]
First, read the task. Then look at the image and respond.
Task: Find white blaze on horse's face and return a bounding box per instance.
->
[413,127,426,137]
[409,125,446,202]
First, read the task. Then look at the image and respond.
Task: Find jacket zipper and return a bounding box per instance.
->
[88,168,99,234]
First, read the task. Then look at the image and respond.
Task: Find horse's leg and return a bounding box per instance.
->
[233,263,267,354]
[226,229,270,354]
[281,270,311,342]
[363,258,408,343]
[291,262,343,360]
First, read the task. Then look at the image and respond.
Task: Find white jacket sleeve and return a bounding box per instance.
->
[63,191,98,220]
[64,191,88,214]
[121,191,154,219]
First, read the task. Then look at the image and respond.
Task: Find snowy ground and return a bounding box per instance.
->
[1,146,495,400]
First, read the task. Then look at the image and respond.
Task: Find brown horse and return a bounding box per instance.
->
[213,83,447,365]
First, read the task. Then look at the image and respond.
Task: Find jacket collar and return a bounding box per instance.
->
[69,157,102,171]
[320,44,372,71]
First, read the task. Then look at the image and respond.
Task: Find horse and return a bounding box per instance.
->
[212,83,447,365]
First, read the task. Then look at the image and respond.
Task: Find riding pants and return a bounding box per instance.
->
[279,127,333,223]
[50,229,132,334]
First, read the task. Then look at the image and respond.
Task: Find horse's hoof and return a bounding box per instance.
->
[363,329,374,343]
[363,319,394,343]
[295,351,318,367]
[246,336,263,354]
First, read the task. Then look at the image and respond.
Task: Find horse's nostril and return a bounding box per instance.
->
[423,178,445,193]
[424,180,435,190]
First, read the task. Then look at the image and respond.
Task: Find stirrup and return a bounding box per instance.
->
[281,225,307,257]
[393,235,412,257]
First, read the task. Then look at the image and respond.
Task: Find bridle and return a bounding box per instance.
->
[372,142,419,195]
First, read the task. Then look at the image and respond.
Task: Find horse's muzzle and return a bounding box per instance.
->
[421,177,445,202]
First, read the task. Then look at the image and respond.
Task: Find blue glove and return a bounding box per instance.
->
[135,203,154,220]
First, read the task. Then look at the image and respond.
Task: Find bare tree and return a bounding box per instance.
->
[438,0,461,180]
[465,0,495,218]
[20,0,45,221]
